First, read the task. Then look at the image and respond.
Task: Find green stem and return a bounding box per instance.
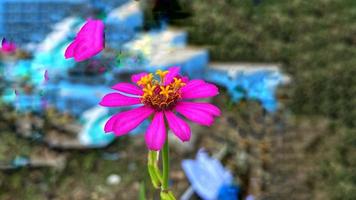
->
[148,151,162,188]
[162,135,169,190]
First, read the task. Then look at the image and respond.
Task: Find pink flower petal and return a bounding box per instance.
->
[111,83,143,96]
[165,111,191,142]
[164,66,180,85]
[44,70,49,82]
[65,19,104,62]
[180,79,219,99]
[64,40,79,58]
[131,72,148,84]
[180,80,205,91]
[99,93,141,107]
[177,102,221,117]
[175,102,214,126]
[113,106,154,136]
[73,34,104,62]
[1,39,16,52]
[104,113,120,132]
[181,76,189,83]
[145,112,166,150]
[77,19,96,36]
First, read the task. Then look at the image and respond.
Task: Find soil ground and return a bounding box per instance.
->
[0,92,332,199]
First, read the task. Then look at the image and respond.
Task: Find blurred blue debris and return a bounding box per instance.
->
[76,105,148,147]
[30,131,43,141]
[206,64,290,112]
[78,106,115,147]
[101,152,121,161]
[12,155,30,167]
[3,60,31,81]
[105,1,143,47]
[90,0,129,14]
[1,88,16,104]
[15,94,43,112]
[182,149,239,200]
[50,82,112,116]
[217,184,239,200]
[245,194,255,200]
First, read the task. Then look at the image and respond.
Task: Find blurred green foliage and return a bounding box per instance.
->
[177,0,356,128]
[320,126,356,200]
[169,0,356,198]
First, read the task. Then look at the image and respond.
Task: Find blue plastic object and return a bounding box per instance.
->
[182,149,236,200]
[217,184,239,200]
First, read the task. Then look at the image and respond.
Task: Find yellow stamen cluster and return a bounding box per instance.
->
[156,70,169,82]
[137,73,153,87]
[172,77,185,88]
[160,86,173,98]
[137,70,186,111]
[143,84,156,97]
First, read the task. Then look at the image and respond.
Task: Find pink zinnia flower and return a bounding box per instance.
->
[65,19,105,62]
[1,38,16,54]
[99,67,221,150]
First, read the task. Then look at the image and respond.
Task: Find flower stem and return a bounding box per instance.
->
[161,136,176,200]
[162,135,169,190]
[148,151,162,188]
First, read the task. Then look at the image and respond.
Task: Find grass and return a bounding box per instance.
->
[171,0,356,198]
[0,132,151,199]
[174,0,356,128]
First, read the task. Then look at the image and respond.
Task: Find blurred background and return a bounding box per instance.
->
[0,0,355,199]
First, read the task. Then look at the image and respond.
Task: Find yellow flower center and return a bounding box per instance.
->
[173,77,185,88]
[159,86,173,98]
[156,70,169,83]
[137,73,153,87]
[137,70,185,111]
[143,84,156,98]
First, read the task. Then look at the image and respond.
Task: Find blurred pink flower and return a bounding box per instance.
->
[1,38,16,54]
[65,19,105,62]
[99,67,221,150]
[44,70,49,82]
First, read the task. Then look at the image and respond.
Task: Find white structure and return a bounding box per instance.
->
[115,27,207,79]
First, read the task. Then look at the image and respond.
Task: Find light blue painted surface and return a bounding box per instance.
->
[51,82,112,115]
[105,1,143,46]
[206,68,286,112]
[78,106,115,147]
[84,115,115,147]
[1,88,16,104]
[0,3,4,36]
